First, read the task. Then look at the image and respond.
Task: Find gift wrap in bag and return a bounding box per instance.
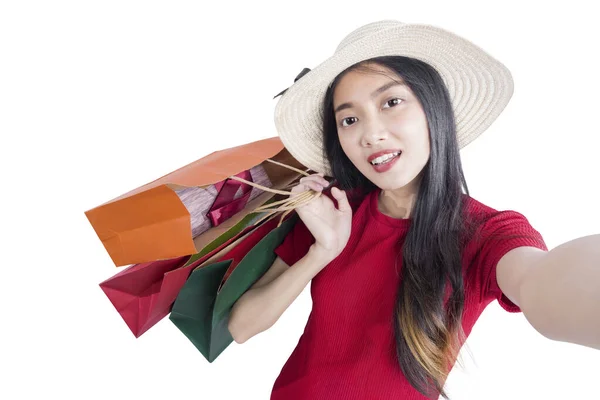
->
[173,165,271,239]
[85,137,306,266]
[98,192,289,338]
[169,212,298,362]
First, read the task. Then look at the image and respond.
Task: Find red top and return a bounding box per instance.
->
[270,187,547,399]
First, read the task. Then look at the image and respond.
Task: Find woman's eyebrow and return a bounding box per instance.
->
[334,81,406,114]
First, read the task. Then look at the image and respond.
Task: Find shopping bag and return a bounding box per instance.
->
[99,192,287,338]
[99,255,190,338]
[169,212,298,362]
[85,137,306,266]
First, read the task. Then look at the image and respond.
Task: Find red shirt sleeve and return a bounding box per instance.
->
[467,208,548,313]
[274,214,315,267]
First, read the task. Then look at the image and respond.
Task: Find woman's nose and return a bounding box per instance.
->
[361,120,388,146]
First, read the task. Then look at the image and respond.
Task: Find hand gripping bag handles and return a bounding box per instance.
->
[169,211,298,363]
[85,137,306,267]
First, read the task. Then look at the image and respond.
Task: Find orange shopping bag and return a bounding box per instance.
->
[85,137,307,267]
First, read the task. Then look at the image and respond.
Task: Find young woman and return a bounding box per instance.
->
[228,20,600,400]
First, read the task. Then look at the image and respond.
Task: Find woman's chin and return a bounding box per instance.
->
[368,172,419,192]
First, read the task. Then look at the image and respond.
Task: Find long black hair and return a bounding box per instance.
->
[322,55,471,399]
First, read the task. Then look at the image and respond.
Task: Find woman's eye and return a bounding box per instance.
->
[340,117,357,127]
[383,98,402,108]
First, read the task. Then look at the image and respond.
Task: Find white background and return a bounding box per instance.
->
[1,1,599,399]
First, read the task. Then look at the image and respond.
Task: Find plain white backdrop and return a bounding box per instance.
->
[1,1,599,399]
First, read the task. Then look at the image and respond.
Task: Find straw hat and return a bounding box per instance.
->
[273,20,514,177]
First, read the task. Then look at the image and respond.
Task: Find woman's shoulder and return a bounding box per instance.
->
[460,194,544,247]
[462,194,499,215]
[462,194,531,223]
[461,194,518,229]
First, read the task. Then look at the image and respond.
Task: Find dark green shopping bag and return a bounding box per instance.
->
[169,212,298,362]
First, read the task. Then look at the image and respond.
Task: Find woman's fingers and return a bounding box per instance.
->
[307,181,324,192]
[291,178,324,195]
[300,175,329,187]
[331,187,351,212]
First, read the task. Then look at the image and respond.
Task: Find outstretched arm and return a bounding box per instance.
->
[496,234,600,350]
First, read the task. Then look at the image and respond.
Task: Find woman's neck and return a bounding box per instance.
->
[377,174,422,219]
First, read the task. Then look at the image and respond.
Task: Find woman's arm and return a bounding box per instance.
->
[515,234,600,350]
[228,245,332,344]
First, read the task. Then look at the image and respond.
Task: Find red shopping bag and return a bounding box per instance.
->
[98,191,290,338]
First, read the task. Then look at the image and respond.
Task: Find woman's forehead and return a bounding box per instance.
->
[333,64,408,102]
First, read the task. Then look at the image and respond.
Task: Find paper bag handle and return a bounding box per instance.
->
[227,158,336,228]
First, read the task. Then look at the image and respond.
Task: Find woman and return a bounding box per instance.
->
[228,20,600,400]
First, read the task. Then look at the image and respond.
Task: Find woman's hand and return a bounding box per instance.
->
[290,173,352,263]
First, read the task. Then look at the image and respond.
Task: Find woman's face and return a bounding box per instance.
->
[332,63,430,192]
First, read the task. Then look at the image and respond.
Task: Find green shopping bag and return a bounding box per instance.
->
[169,212,298,362]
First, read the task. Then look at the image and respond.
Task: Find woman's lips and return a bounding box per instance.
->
[370,152,401,173]
[367,149,402,163]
